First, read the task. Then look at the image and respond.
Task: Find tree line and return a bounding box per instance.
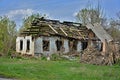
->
[0,5,120,56]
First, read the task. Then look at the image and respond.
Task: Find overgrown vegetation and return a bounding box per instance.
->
[0,16,17,56]
[0,57,120,80]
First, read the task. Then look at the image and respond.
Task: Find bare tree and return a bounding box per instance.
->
[107,12,120,41]
[76,1,106,26]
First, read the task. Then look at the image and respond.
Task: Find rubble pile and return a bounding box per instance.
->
[80,46,120,65]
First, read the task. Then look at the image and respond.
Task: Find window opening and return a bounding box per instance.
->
[20,40,23,51]
[43,40,50,51]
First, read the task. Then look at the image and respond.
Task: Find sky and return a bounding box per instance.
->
[0,0,120,29]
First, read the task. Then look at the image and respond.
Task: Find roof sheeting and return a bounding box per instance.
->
[86,23,113,42]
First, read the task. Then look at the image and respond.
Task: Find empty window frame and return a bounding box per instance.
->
[20,40,23,51]
[82,41,88,50]
[69,40,78,51]
[73,40,78,50]
[26,39,30,51]
[43,40,50,51]
[56,40,63,51]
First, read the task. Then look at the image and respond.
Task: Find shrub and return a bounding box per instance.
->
[51,54,60,61]
[41,55,47,60]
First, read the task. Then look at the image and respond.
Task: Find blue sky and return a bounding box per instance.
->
[0,0,120,29]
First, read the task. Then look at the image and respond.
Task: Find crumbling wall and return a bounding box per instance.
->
[17,36,84,56]
[25,36,34,55]
[50,37,58,53]
[34,36,70,55]
[80,41,120,65]
[77,41,82,52]
[16,36,26,54]
[63,39,69,53]
[16,36,34,55]
[34,37,43,54]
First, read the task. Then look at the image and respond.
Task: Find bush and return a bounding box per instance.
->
[115,59,120,66]
[41,55,47,60]
[51,53,72,61]
[51,54,60,61]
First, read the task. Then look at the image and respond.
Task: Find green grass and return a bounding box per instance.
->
[0,57,120,80]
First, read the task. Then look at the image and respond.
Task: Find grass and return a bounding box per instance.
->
[0,57,120,80]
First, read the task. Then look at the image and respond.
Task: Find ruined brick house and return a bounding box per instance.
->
[16,18,113,56]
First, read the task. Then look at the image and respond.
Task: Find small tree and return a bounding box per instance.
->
[19,13,46,33]
[76,2,106,26]
[108,13,120,41]
[0,16,17,55]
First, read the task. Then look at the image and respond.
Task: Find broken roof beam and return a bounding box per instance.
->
[32,18,61,26]
[63,21,82,25]
[78,31,85,40]
[23,31,39,32]
[21,32,38,34]
[27,27,40,29]
[48,24,58,34]
[69,28,84,32]
[35,17,60,23]
[59,27,68,36]
[62,21,84,29]
[32,17,84,28]
[31,22,51,27]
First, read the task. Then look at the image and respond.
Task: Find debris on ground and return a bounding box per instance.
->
[80,45,120,65]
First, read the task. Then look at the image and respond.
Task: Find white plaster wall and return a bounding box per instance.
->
[17,36,83,55]
[23,38,26,54]
[31,40,34,55]
[41,36,51,54]
[50,37,57,54]
[63,39,69,53]
[16,37,24,53]
[16,36,26,54]
[25,36,34,55]
[16,37,20,53]
[34,36,51,55]
[77,41,82,52]
[34,36,71,55]
[17,36,73,55]
[34,37,43,54]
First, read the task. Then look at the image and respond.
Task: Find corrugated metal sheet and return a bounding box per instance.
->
[86,23,113,42]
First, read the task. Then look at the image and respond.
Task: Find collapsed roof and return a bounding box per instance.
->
[21,17,89,40]
[21,17,113,42]
[86,23,113,42]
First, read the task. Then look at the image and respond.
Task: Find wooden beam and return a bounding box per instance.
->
[23,31,39,32]
[48,24,58,34]
[59,27,68,36]
[21,31,40,34]
[27,27,40,29]
[78,31,85,40]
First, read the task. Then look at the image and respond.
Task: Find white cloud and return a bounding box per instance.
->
[6,9,39,19]
[5,9,39,29]
[73,12,78,17]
